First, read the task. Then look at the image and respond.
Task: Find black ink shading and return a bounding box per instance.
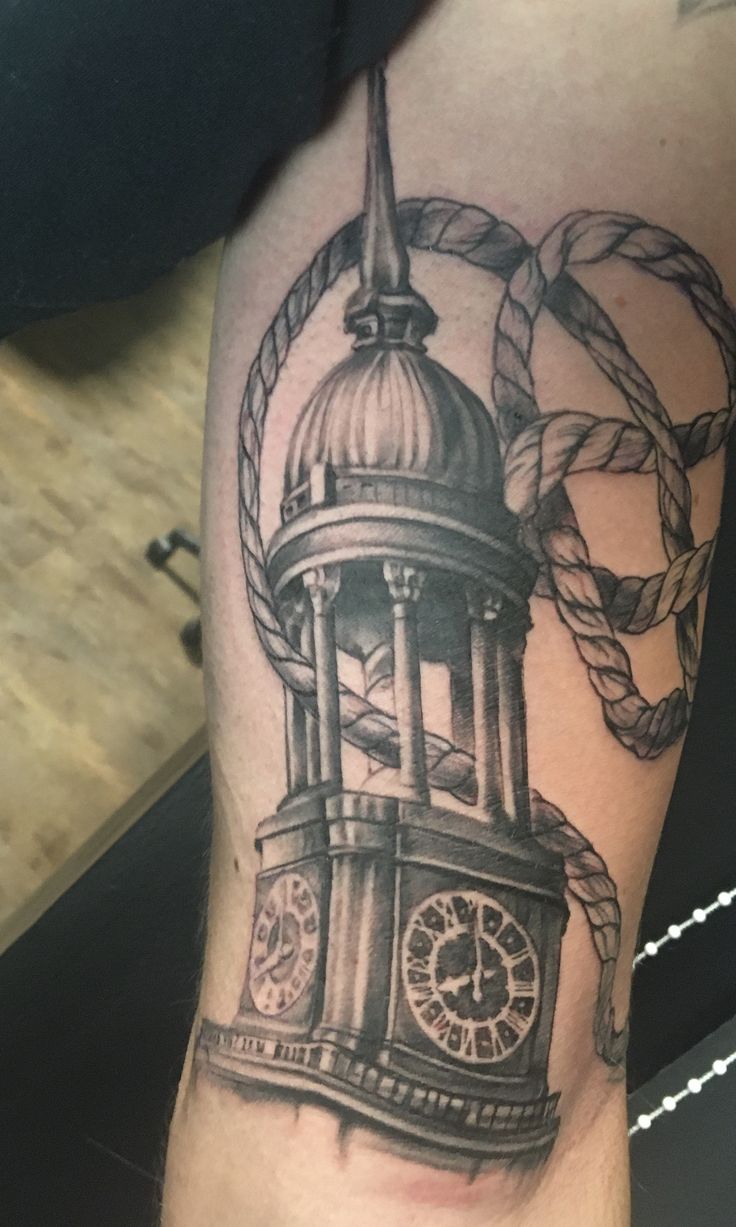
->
[198,61,734,1170]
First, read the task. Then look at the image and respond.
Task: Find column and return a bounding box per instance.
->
[497,620,531,832]
[383,562,428,803]
[282,599,307,794]
[316,823,395,1051]
[362,641,394,775]
[467,588,503,820]
[449,618,474,754]
[304,566,342,786]
[299,602,321,784]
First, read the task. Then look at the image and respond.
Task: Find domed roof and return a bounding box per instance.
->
[284,344,503,497]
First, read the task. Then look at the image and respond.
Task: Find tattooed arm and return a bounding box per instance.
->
[163,2,733,1224]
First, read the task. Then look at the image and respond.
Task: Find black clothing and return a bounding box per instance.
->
[0,0,424,336]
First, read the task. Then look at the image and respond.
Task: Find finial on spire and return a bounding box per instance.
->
[360,62,410,294]
[345,63,437,349]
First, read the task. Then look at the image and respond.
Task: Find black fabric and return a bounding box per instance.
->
[0,759,213,1227]
[629,1016,736,1226]
[0,0,424,336]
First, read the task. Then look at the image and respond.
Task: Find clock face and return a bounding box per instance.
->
[248,872,320,1017]
[402,889,540,1064]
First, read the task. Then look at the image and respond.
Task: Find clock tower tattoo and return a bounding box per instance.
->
[197,63,734,1167]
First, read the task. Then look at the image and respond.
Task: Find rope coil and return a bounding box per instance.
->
[237,197,734,1068]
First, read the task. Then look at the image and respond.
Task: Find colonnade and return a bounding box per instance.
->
[283,563,530,829]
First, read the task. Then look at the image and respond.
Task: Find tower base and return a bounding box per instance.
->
[197,1019,560,1163]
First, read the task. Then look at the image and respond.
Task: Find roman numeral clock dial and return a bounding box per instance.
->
[402,890,540,1063]
[248,873,319,1017]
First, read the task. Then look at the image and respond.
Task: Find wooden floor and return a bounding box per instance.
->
[0,245,220,941]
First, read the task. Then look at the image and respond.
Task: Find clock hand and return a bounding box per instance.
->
[263,889,287,974]
[437,972,472,995]
[472,909,485,1004]
[252,940,295,981]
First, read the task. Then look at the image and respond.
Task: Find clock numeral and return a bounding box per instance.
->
[408,930,433,962]
[497,1018,522,1051]
[408,980,433,1006]
[419,906,444,934]
[421,998,451,1038]
[477,1022,506,1060]
[407,968,431,989]
[498,922,528,958]
[406,951,430,972]
[507,944,533,967]
[446,1022,467,1057]
[430,1010,452,1040]
[491,1021,511,1057]
[479,904,503,936]
[448,1023,476,1060]
[437,898,456,930]
[448,894,474,927]
[474,1026,493,1060]
[507,1005,534,1033]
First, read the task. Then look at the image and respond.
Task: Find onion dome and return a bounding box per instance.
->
[284,345,503,497]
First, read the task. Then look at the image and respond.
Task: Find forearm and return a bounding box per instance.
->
[164,2,732,1222]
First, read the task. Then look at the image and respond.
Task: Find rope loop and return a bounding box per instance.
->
[495,209,736,755]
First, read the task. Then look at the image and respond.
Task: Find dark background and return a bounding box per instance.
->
[0,0,425,338]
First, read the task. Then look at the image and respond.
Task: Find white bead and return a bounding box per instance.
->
[693,908,707,923]
[718,892,732,907]
[668,924,681,940]
[687,1078,702,1094]
[637,1114,652,1130]
[644,941,658,957]
[713,1059,728,1076]
[662,1095,677,1111]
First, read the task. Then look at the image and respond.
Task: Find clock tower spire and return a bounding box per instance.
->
[344,62,437,349]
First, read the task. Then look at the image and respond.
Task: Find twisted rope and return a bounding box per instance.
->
[529,791,628,1068]
[495,211,736,754]
[237,198,734,1068]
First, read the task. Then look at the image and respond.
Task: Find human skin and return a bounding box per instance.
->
[162,2,734,1223]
